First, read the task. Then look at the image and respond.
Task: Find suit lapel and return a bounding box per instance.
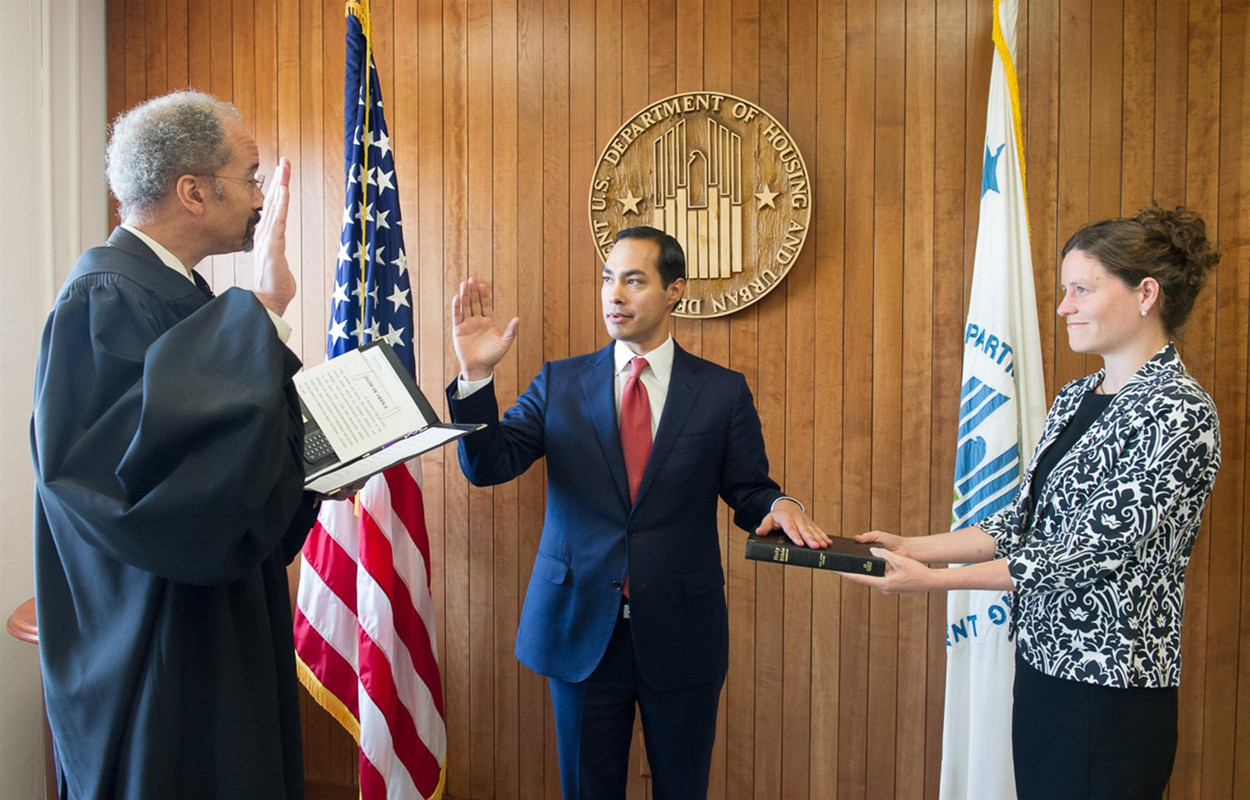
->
[581,344,632,507]
[632,344,702,508]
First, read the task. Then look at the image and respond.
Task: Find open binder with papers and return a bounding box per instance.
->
[294,341,482,494]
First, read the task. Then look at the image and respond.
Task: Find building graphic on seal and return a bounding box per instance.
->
[651,118,743,281]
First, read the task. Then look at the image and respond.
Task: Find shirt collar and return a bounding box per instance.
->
[614,336,674,382]
[120,223,194,283]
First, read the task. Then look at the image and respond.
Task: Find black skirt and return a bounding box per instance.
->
[1012,651,1178,800]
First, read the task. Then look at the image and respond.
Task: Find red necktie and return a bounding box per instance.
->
[620,357,652,502]
[620,358,650,601]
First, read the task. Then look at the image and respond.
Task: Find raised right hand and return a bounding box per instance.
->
[452,277,519,381]
[252,157,295,315]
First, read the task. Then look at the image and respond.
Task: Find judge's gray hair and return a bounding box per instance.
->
[106,91,242,220]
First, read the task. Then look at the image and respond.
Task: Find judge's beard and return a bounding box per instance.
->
[241,212,261,252]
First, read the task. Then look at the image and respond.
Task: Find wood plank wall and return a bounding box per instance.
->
[104,0,1250,797]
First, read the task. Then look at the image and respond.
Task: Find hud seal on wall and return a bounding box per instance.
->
[588,92,812,318]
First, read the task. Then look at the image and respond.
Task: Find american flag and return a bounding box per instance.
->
[293,2,447,798]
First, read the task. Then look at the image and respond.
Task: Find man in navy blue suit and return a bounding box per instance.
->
[447,226,829,799]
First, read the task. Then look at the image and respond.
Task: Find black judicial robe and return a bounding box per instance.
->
[31,228,318,799]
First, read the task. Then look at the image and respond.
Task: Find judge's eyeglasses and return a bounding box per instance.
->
[199,173,266,193]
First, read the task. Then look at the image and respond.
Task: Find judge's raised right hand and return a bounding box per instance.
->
[252,157,296,315]
[452,277,519,381]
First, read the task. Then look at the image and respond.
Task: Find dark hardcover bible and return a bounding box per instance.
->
[745,532,886,576]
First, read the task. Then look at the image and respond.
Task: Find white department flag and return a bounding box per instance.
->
[941,0,1045,797]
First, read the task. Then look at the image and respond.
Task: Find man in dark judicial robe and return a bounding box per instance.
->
[30,91,319,799]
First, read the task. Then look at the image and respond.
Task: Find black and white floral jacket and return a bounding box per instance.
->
[979,343,1220,688]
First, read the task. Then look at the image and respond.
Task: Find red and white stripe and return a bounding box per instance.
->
[294,461,446,799]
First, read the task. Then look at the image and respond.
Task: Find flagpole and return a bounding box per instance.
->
[940,1,1045,797]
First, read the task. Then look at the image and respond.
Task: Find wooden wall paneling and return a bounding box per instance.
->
[866,0,906,796]
[1052,0,1091,389]
[641,4,676,789]
[671,0,704,367]
[298,0,333,783]
[391,0,423,387]
[257,0,279,290]
[288,23,322,783]
[124,0,146,108]
[105,0,125,204]
[291,8,332,786]
[187,0,212,93]
[1119,0,1154,212]
[567,0,600,776]
[514,0,548,796]
[754,0,791,794]
[1199,0,1249,788]
[464,0,499,794]
[570,0,599,362]
[897,0,937,797]
[415,0,449,724]
[650,0,677,91]
[539,2,570,792]
[144,0,168,96]
[275,0,304,623]
[730,0,767,796]
[489,0,523,797]
[231,0,259,294]
[675,0,721,771]
[703,0,731,94]
[782,1,818,797]
[1178,1,1224,796]
[120,0,148,219]
[1023,0,1059,399]
[725,0,763,798]
[1200,194,1249,796]
[320,0,343,441]
[297,0,325,376]
[960,0,991,291]
[541,0,569,366]
[1222,6,1250,797]
[927,2,968,796]
[441,0,473,794]
[837,0,874,795]
[1086,0,1122,221]
[1183,1,1221,360]
[675,0,704,94]
[167,0,189,92]
[272,0,305,358]
[695,1,734,797]
[1152,0,1187,205]
[809,3,848,796]
[205,0,231,291]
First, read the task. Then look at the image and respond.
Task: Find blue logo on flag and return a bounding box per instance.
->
[951,377,1020,527]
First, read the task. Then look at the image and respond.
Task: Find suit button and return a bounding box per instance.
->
[627,526,638,536]
[611,580,623,590]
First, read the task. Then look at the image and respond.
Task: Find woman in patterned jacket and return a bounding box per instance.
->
[845,204,1221,799]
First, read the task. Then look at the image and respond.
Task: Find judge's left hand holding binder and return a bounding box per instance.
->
[295,341,482,494]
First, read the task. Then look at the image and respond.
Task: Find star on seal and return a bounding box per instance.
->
[617,190,643,215]
[754,185,779,209]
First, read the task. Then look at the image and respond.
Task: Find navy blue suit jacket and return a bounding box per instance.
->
[447,342,784,691]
